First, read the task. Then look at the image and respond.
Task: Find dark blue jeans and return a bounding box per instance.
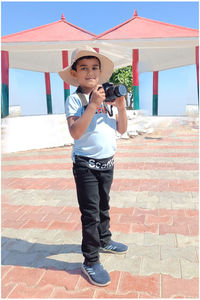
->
[73,158,113,266]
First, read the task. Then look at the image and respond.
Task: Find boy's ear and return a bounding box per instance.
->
[70,69,77,78]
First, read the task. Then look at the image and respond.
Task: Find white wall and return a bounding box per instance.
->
[2,112,198,154]
[2,114,73,153]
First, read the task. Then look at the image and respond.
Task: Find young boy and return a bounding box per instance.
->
[58,46,128,287]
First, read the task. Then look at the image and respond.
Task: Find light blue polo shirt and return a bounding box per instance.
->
[65,92,117,161]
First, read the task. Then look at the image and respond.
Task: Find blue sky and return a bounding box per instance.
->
[1,1,199,116]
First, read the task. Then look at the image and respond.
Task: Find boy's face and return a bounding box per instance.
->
[71,58,101,91]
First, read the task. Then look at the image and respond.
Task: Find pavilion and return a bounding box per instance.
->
[1,11,199,118]
[95,9,199,113]
[1,13,96,117]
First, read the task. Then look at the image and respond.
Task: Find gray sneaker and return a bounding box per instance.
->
[101,240,128,254]
[81,263,111,287]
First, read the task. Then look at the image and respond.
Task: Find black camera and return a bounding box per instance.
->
[102,82,127,102]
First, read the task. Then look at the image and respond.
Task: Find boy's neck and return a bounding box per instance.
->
[77,86,93,95]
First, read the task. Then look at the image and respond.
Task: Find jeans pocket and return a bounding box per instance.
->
[73,166,89,178]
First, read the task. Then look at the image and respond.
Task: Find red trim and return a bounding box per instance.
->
[1,51,9,86]
[62,50,70,90]
[153,71,159,95]
[61,13,66,21]
[133,9,138,17]
[45,72,51,95]
[132,49,139,86]
[93,48,99,53]
[196,46,199,84]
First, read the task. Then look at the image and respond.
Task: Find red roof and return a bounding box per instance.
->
[97,10,199,40]
[2,14,96,43]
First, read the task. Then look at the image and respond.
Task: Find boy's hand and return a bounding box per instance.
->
[106,96,126,111]
[89,85,105,109]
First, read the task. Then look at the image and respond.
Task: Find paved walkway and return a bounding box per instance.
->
[1,120,199,298]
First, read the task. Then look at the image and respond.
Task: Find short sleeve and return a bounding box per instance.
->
[65,94,83,118]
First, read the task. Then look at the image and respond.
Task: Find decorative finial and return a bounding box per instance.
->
[133,9,138,17]
[61,13,66,20]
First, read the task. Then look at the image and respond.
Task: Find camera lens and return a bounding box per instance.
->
[118,84,127,96]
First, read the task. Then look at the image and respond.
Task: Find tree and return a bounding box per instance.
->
[109,66,133,109]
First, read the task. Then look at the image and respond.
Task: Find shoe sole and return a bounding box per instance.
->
[100,248,128,254]
[81,265,111,287]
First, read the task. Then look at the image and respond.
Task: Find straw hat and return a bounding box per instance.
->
[58,46,114,86]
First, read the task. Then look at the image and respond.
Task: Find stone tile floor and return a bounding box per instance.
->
[1,120,199,298]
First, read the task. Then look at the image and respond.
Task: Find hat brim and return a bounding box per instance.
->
[58,50,114,87]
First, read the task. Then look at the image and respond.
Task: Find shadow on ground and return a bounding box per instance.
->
[1,237,83,274]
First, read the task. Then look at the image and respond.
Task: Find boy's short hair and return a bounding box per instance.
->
[71,56,101,71]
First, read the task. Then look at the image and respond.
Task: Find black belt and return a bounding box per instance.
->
[74,155,114,171]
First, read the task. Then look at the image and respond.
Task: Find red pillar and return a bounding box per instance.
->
[152,71,159,116]
[62,50,70,104]
[1,50,9,118]
[132,49,139,110]
[44,72,53,114]
[195,46,199,102]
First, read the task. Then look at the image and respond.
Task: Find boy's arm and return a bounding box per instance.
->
[67,103,97,140]
[116,106,127,134]
[67,85,105,140]
[108,96,127,134]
